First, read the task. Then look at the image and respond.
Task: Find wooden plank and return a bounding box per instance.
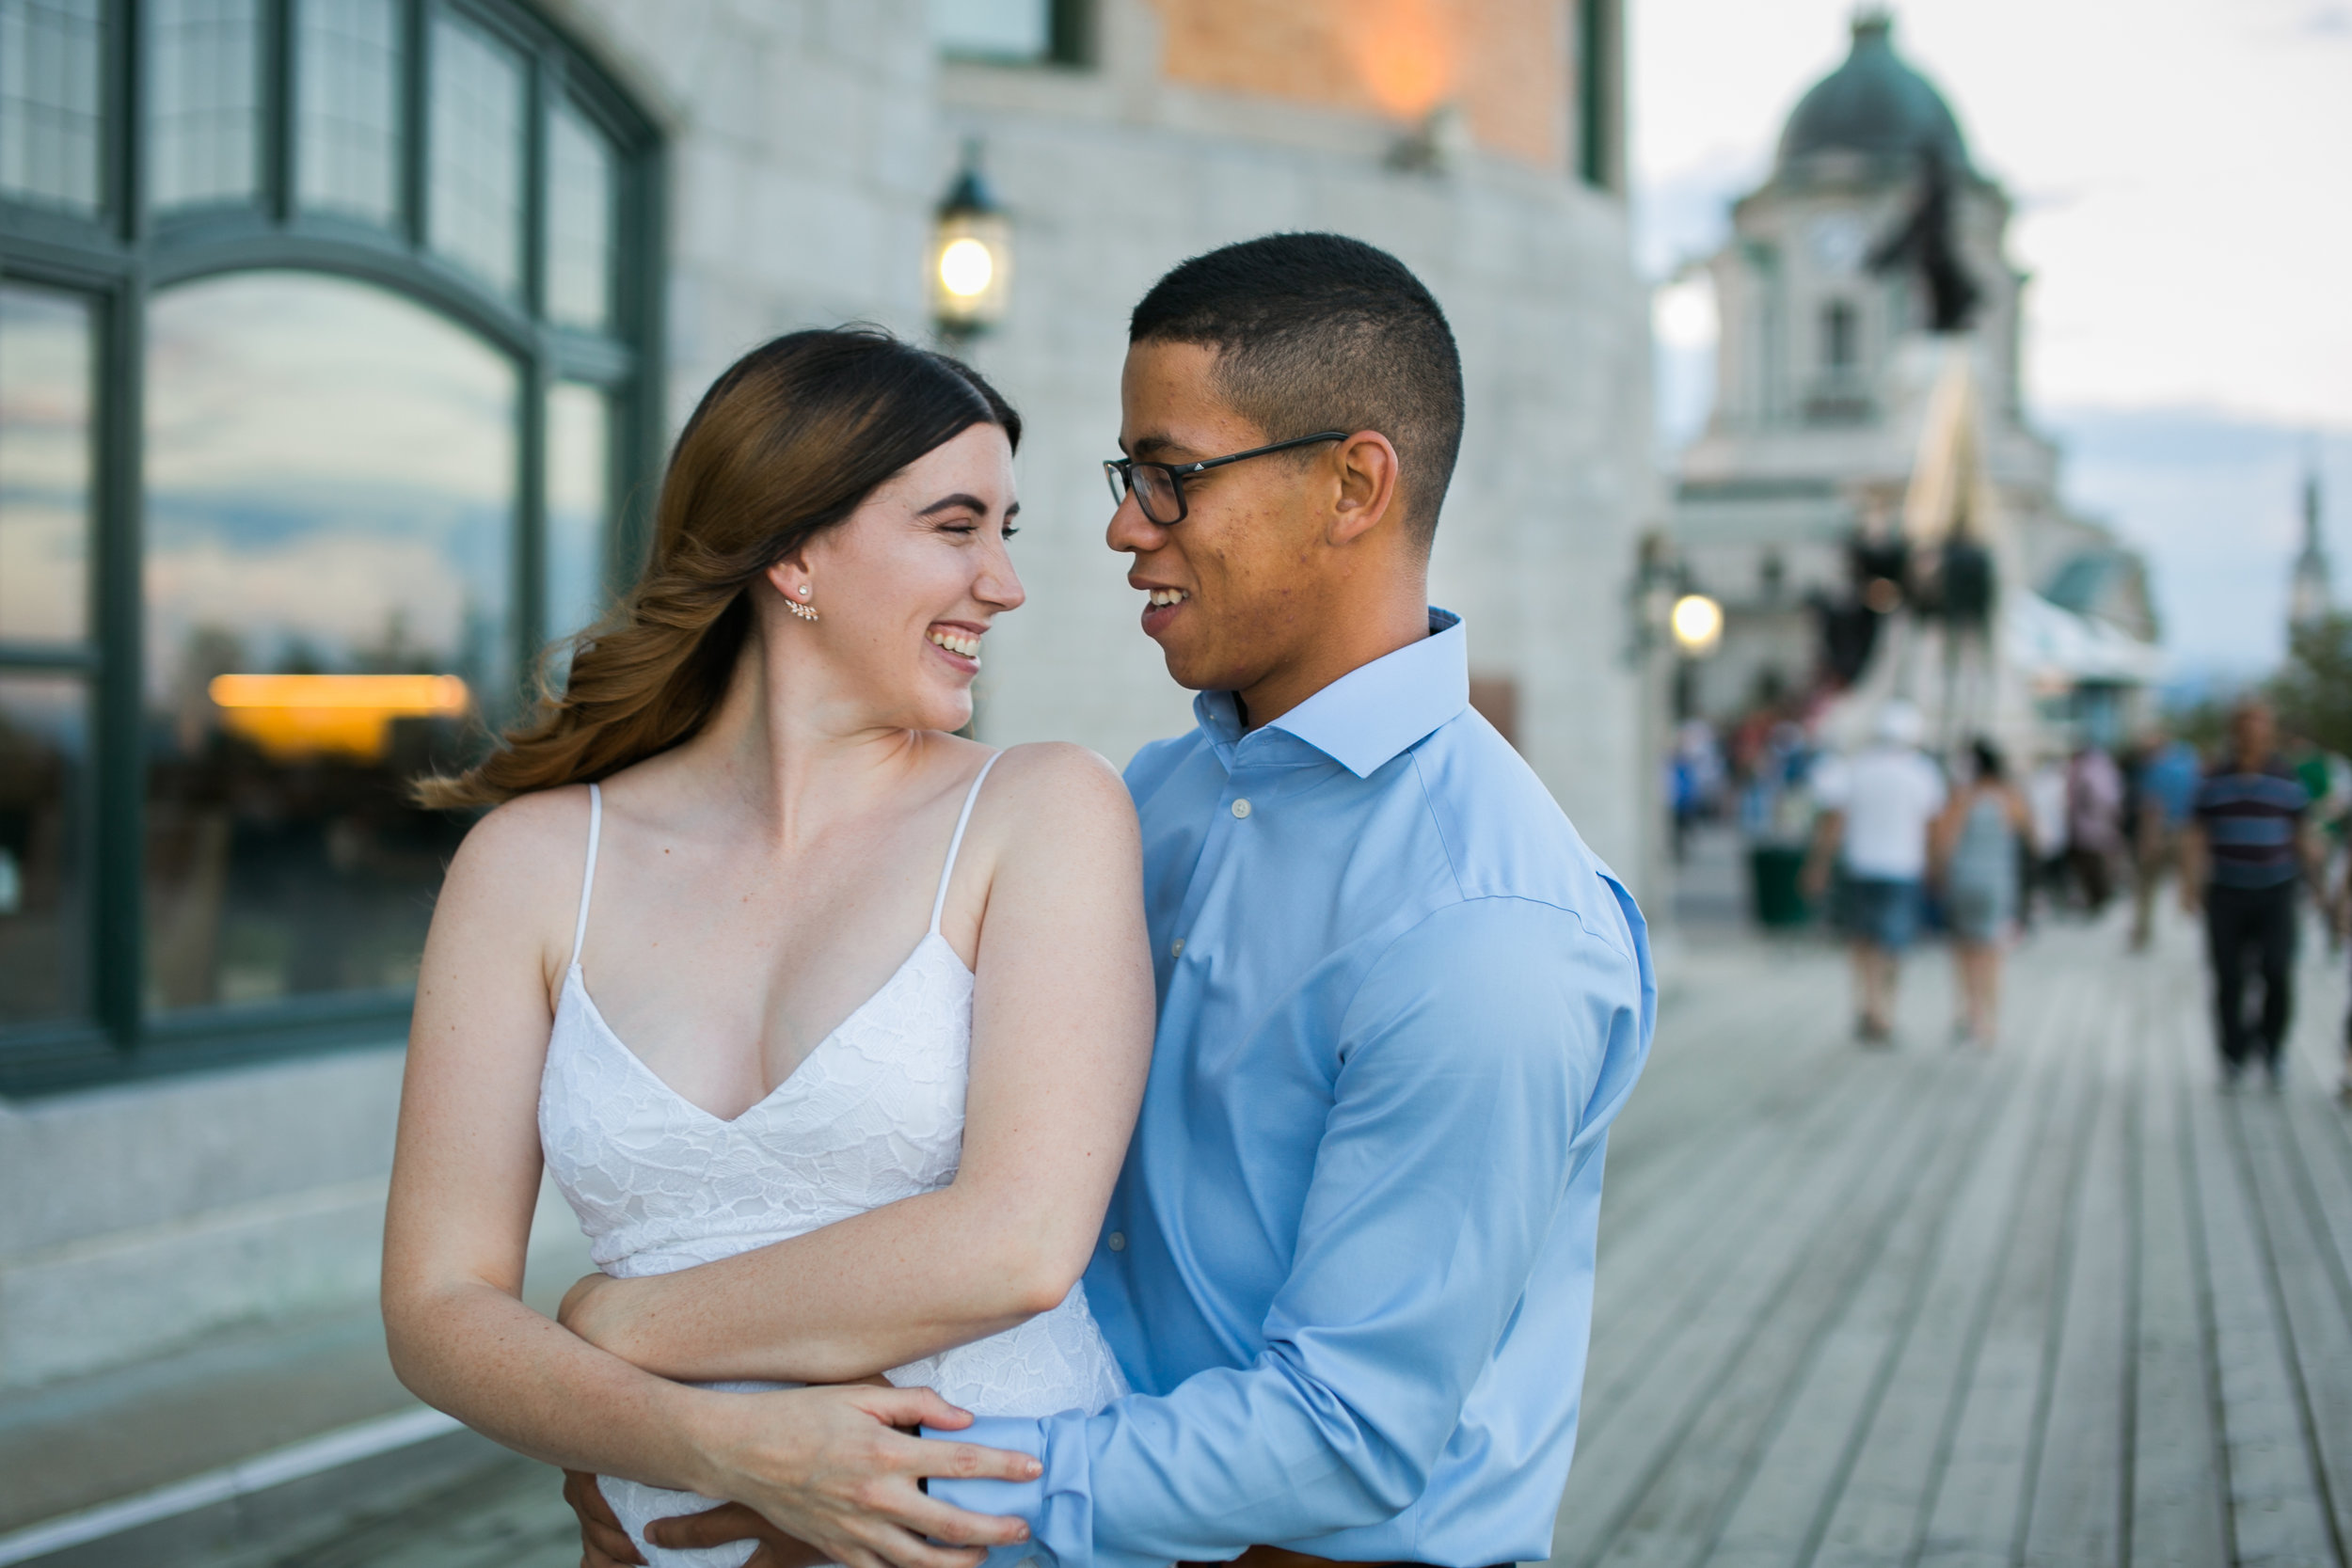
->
[1909,952,2109,1568]
[1669,1036,2015,1568]
[1549,1051,1940,1564]
[1587,1060,1979,1568]
[2175,989,2342,1568]
[2127,955,2231,1568]
[1597,965,1863,1242]
[1591,974,1867,1306]
[2276,1058,2352,1298]
[2228,1094,2352,1559]
[1576,1053,1908,1451]
[2018,963,2135,1568]
[1800,942,2097,1568]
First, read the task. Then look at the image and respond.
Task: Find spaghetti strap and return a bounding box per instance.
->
[571,783,602,968]
[930,752,1003,937]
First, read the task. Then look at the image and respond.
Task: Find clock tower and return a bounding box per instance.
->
[1670,11,2158,748]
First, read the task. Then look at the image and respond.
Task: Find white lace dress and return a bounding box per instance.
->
[538,759,1128,1568]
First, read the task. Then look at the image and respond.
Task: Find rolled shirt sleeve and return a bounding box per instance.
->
[931,895,1645,1568]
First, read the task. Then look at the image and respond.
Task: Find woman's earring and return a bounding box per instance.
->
[787,584,818,623]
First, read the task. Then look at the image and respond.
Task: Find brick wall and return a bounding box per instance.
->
[1151,0,1573,170]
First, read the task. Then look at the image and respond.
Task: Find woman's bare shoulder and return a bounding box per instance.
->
[439,784,595,919]
[980,742,1135,829]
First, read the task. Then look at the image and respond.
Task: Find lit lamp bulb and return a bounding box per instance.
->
[937,236,995,300]
[1670,593,1724,657]
[930,142,1010,339]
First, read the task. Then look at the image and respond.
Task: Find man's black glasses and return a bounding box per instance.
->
[1104,431,1347,526]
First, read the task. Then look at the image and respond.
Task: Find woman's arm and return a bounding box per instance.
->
[384,793,714,1479]
[558,744,1154,1385]
[1928,794,1963,881]
[383,794,1034,1567]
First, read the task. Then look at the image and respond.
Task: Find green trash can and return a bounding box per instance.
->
[1749,845,1812,927]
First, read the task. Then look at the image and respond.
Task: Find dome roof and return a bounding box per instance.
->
[1778,14,1969,172]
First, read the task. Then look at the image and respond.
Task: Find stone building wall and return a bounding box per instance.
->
[948,0,1652,872]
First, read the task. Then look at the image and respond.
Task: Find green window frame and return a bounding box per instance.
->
[0,0,663,1093]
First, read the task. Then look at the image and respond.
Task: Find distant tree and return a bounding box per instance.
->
[2271,611,2352,758]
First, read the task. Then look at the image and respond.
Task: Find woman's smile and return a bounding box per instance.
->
[927,621,986,672]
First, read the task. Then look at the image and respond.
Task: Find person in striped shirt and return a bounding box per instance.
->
[2180,700,2322,1088]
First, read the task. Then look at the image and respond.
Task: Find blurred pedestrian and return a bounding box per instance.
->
[2023,752,2070,925]
[2180,699,2320,1089]
[2334,849,2352,1101]
[2129,727,2201,950]
[1671,719,1724,862]
[2065,742,2124,913]
[1932,738,2029,1048]
[1803,702,1947,1045]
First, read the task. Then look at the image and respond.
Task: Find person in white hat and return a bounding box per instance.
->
[1802,701,1948,1044]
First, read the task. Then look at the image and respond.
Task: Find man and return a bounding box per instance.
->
[2181,699,2318,1089]
[2064,742,2124,914]
[573,233,1654,1568]
[1800,702,1945,1046]
[2128,727,2201,951]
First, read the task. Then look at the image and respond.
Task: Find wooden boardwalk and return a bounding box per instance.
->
[1550,910,2352,1568]
[162,905,2352,1568]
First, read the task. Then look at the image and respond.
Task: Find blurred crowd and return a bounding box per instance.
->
[1666,698,2352,1091]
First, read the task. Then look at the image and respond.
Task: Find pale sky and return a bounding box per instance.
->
[1631,0,2352,676]
[1632,0,2352,426]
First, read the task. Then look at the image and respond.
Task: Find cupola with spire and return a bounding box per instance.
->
[1777,11,1971,177]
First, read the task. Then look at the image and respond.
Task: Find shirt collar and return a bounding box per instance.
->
[1192,609,1469,779]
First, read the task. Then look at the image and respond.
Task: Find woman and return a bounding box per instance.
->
[382,329,1155,1568]
[1932,737,2030,1048]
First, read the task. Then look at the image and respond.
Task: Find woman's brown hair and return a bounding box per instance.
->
[415,327,1019,810]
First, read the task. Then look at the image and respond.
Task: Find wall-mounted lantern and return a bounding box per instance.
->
[930,139,1010,343]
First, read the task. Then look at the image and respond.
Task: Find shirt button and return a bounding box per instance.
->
[1231,798,1252,818]
[1170,939,1184,957]
[1107,1232,1126,1252]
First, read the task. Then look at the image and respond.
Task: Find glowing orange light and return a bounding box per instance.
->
[207,673,471,760]
[1345,0,1459,120]
[208,673,470,711]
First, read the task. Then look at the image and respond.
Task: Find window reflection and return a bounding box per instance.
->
[0,284,93,643]
[428,14,523,296]
[0,674,87,1027]
[144,272,515,1011]
[296,0,402,224]
[149,0,262,211]
[546,102,616,331]
[0,0,104,213]
[545,381,611,659]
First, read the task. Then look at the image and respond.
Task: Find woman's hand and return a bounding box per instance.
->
[687,1383,1041,1568]
[566,1469,832,1568]
[559,1271,652,1357]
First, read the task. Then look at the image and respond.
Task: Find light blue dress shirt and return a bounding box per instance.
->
[931,611,1654,1568]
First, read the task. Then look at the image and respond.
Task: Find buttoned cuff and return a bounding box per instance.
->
[922,1418,1049,1568]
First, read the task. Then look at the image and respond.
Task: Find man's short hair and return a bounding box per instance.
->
[1129,232,1464,549]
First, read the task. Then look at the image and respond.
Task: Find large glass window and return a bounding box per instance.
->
[546,102,613,330]
[0,0,658,1086]
[0,0,105,214]
[296,0,403,224]
[0,285,93,643]
[144,273,513,1008]
[428,12,524,296]
[545,380,610,650]
[149,0,262,211]
[0,675,87,1027]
